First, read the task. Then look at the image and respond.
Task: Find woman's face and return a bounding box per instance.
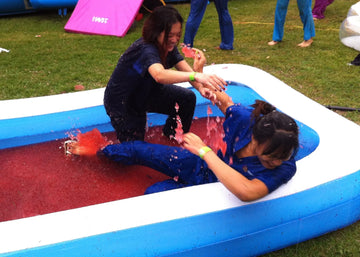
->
[258,155,285,169]
[157,22,182,52]
[254,141,291,169]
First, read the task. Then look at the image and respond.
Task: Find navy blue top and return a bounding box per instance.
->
[220,104,297,193]
[104,38,184,114]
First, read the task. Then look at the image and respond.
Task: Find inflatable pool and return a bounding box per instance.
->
[0,64,360,256]
[0,0,77,16]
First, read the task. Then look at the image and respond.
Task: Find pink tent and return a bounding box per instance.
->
[64,0,143,37]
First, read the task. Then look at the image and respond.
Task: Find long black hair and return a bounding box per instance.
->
[142,5,183,65]
[251,100,299,159]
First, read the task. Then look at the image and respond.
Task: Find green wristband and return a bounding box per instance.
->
[189,72,197,82]
[199,146,212,159]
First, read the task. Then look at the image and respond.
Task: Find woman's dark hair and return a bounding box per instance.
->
[251,100,299,159]
[142,5,183,65]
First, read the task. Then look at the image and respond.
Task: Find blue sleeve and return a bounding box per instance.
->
[223,104,254,156]
[255,158,297,193]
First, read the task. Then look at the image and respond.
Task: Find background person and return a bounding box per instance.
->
[312,0,334,20]
[183,0,234,50]
[268,0,315,47]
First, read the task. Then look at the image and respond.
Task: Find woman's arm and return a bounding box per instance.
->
[148,62,192,84]
[183,133,269,202]
[211,89,235,115]
[174,59,205,91]
[181,48,234,115]
[148,48,227,92]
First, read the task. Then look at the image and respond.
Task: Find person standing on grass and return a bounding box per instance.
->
[98,90,299,201]
[183,0,234,50]
[312,0,334,20]
[268,0,315,47]
[104,6,227,142]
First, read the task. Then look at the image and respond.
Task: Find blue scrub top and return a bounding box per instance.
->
[220,104,296,193]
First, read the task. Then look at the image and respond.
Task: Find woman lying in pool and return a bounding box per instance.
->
[69,89,299,202]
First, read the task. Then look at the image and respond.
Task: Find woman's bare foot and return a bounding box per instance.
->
[297,39,313,47]
[268,40,279,46]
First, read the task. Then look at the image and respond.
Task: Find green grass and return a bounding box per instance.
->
[1,0,360,255]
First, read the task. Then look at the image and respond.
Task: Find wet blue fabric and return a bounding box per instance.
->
[104,38,195,141]
[222,104,254,157]
[103,141,218,190]
[221,104,296,193]
[183,0,234,50]
[272,0,315,41]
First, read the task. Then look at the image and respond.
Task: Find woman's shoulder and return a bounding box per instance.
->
[124,38,156,53]
[225,103,253,120]
[119,38,159,65]
[253,158,296,193]
[222,104,254,155]
[139,39,158,51]
[227,103,252,111]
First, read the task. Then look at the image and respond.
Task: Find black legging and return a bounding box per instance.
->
[106,84,196,142]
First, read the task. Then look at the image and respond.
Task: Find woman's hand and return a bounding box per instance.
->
[182,132,207,156]
[191,48,227,91]
[198,86,217,104]
[194,72,227,92]
[192,48,206,73]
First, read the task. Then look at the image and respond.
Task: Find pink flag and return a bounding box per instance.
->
[65,0,143,37]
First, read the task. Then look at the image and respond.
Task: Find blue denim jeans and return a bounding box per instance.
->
[272,0,315,41]
[184,0,234,50]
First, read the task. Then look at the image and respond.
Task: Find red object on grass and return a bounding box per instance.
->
[135,13,143,21]
[74,84,85,91]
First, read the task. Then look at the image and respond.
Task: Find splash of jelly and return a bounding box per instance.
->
[174,102,184,143]
[174,103,226,155]
[204,105,227,156]
[66,128,112,156]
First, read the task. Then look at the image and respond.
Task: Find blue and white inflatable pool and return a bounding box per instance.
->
[0,64,359,256]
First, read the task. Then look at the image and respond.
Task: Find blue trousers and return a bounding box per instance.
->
[272,0,315,41]
[184,0,234,50]
[102,141,218,194]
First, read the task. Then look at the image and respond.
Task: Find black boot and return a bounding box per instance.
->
[350,54,360,66]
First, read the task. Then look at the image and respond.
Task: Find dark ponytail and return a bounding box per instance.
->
[251,100,276,119]
[251,100,299,159]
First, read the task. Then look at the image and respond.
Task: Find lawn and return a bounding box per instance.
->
[1,0,360,256]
